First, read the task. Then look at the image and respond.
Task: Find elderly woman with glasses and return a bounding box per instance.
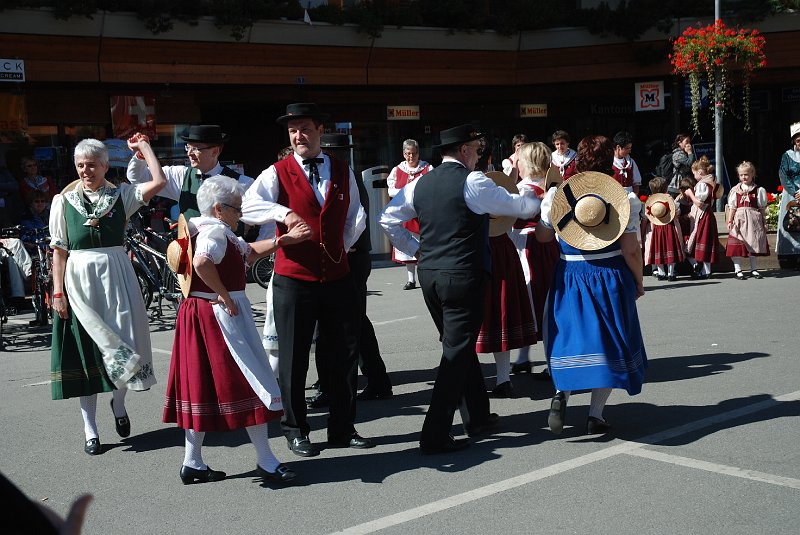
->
[49,135,165,455]
[19,157,57,201]
[163,175,311,485]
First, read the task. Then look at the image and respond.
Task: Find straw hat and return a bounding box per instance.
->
[166,214,193,297]
[485,171,518,237]
[544,166,563,190]
[712,181,725,199]
[549,171,630,250]
[645,193,676,226]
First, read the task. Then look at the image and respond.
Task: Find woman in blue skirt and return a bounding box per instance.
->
[536,135,646,436]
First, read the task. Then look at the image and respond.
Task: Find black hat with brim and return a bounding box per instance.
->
[180,125,229,144]
[433,123,486,149]
[320,133,354,149]
[276,103,331,125]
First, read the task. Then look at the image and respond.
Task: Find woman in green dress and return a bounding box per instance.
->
[50,136,166,455]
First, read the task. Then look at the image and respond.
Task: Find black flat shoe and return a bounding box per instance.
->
[533,368,552,381]
[548,392,567,435]
[465,412,500,438]
[356,383,393,401]
[256,463,297,484]
[110,398,130,438]
[511,361,531,374]
[586,417,612,435]
[402,281,416,290]
[327,432,375,449]
[489,381,515,398]
[287,436,320,457]
[667,274,677,282]
[305,391,330,408]
[179,465,226,485]
[656,274,667,281]
[419,436,470,454]
[84,438,102,456]
[735,271,747,280]
[751,270,764,279]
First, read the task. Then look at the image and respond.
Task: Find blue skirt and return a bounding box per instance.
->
[544,254,647,395]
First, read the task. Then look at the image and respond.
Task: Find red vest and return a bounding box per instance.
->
[394,165,430,234]
[274,155,351,282]
[735,186,759,208]
[190,235,246,293]
[612,160,634,188]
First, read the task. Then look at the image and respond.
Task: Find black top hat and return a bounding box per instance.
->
[320,133,354,149]
[276,103,331,125]
[180,125,229,144]
[433,123,485,149]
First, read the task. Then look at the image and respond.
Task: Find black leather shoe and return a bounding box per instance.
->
[489,381,515,398]
[110,398,130,438]
[735,270,747,280]
[586,417,612,435]
[256,464,297,484]
[179,465,226,485]
[751,270,764,279]
[305,391,330,408]
[667,274,677,282]
[84,438,102,456]
[511,361,531,374]
[419,436,470,454]
[287,436,320,457]
[356,383,393,401]
[533,368,552,381]
[465,412,500,438]
[548,392,567,435]
[328,432,375,449]
[656,274,667,281]
[402,281,416,290]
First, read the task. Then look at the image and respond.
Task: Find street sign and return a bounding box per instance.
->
[635,81,665,111]
[0,59,24,82]
[684,79,709,109]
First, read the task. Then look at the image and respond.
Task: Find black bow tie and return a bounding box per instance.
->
[302,158,323,185]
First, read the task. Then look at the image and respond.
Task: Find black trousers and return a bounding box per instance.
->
[417,268,491,446]
[273,273,359,440]
[316,251,390,393]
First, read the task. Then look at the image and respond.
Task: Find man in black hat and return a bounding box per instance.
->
[126,124,253,218]
[380,123,540,454]
[241,104,371,457]
[307,133,393,409]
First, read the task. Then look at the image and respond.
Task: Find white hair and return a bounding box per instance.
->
[196,175,243,216]
[402,139,419,151]
[74,139,109,166]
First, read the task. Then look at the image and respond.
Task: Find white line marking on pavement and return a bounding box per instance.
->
[334,389,800,534]
[152,348,171,355]
[372,316,418,326]
[626,449,800,489]
[24,380,51,387]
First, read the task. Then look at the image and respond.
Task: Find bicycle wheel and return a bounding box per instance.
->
[132,261,153,309]
[252,255,274,289]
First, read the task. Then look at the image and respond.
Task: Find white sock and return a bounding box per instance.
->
[406,264,416,283]
[749,257,758,271]
[656,265,666,276]
[246,424,280,472]
[183,429,207,470]
[515,346,530,365]
[589,388,612,420]
[732,256,743,273]
[703,262,712,275]
[493,351,511,385]
[111,388,127,417]
[667,263,676,276]
[79,395,99,441]
[268,351,280,375]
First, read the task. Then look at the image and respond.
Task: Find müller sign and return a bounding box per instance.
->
[1,59,25,82]
[387,105,420,121]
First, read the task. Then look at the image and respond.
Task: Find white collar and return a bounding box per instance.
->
[441,156,467,168]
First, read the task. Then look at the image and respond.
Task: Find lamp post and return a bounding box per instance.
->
[715,0,724,211]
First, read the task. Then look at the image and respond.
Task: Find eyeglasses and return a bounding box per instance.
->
[221,202,242,215]
[185,144,216,155]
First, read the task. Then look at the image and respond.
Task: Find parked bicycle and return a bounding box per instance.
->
[21,227,53,327]
[0,227,20,350]
[249,254,274,290]
[125,210,182,317]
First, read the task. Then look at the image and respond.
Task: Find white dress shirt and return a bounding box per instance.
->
[126,158,254,202]
[379,157,540,258]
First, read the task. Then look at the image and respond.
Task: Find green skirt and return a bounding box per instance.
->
[51,314,115,400]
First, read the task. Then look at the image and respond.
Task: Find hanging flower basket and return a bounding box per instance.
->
[669,19,766,135]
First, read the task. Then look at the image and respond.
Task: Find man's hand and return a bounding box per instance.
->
[283,211,307,231]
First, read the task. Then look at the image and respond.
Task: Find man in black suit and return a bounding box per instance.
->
[380,124,540,453]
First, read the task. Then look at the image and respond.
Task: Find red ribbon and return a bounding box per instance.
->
[175,236,191,275]
[646,201,670,216]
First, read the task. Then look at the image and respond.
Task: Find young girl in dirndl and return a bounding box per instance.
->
[685,156,722,279]
[726,161,769,280]
[643,177,684,281]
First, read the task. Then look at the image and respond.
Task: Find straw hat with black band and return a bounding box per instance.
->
[645,193,676,226]
[544,166,563,190]
[166,214,193,297]
[549,171,631,251]
[485,171,519,237]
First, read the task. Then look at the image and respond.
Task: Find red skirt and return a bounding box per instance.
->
[689,210,720,263]
[647,222,685,265]
[476,234,538,353]
[725,235,770,257]
[525,232,559,342]
[163,297,281,432]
